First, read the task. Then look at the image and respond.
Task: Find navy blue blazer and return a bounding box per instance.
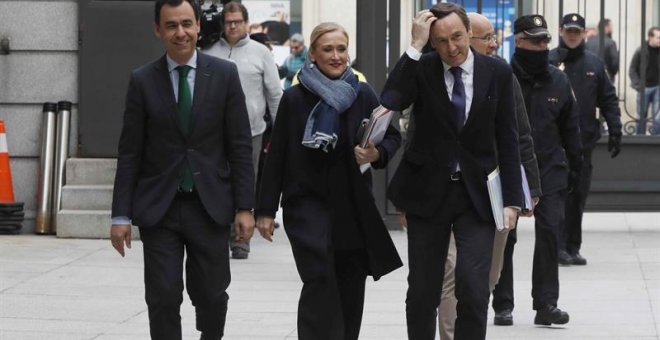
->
[381,50,522,221]
[112,52,254,227]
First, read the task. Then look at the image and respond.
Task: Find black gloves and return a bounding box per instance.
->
[608,134,622,158]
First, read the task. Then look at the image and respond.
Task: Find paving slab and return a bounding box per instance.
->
[0,212,658,339]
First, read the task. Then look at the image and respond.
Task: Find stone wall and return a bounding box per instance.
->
[0,1,79,233]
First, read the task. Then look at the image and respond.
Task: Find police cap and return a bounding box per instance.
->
[561,13,585,30]
[514,15,551,39]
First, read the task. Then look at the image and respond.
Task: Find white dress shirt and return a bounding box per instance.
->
[405,46,474,121]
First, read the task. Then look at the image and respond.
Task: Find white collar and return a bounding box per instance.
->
[166,50,198,73]
[442,48,474,75]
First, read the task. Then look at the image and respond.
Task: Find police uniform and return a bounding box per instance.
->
[549,13,622,265]
[509,14,583,325]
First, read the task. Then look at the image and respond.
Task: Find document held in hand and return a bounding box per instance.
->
[360,105,393,148]
[358,105,394,173]
[486,165,532,231]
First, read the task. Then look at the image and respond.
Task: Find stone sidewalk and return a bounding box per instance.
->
[1,212,659,339]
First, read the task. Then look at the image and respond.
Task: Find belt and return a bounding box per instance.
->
[450,172,462,181]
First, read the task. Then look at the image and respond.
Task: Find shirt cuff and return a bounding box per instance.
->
[111,216,131,226]
[406,45,422,61]
[505,206,522,211]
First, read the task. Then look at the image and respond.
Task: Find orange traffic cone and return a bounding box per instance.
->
[0,120,15,203]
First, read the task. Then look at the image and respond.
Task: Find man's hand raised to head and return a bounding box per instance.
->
[412,10,437,52]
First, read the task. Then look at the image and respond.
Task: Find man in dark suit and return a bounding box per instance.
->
[109,0,255,339]
[380,3,522,339]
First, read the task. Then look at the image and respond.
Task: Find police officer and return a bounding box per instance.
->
[550,13,622,266]
[511,14,583,326]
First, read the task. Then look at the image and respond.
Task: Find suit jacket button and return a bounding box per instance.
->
[188,148,195,152]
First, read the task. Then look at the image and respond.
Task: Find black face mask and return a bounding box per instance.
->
[559,39,585,62]
[513,47,549,77]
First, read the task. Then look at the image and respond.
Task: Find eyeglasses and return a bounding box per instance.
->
[471,34,498,43]
[519,36,552,45]
[225,19,245,27]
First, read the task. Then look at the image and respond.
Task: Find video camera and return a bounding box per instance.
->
[198,0,231,49]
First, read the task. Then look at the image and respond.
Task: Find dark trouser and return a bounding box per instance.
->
[406,180,495,340]
[532,191,565,310]
[492,228,517,313]
[297,250,368,340]
[229,133,263,253]
[140,192,230,340]
[283,197,369,340]
[562,147,593,255]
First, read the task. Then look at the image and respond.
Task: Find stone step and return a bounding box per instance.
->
[60,184,113,210]
[56,209,139,239]
[65,158,117,185]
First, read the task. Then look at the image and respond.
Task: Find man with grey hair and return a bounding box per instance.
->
[283,33,308,88]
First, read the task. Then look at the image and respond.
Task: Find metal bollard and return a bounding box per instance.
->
[35,103,58,234]
[51,101,71,234]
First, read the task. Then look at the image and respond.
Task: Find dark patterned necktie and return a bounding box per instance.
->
[449,66,466,131]
[449,66,465,173]
[176,65,194,191]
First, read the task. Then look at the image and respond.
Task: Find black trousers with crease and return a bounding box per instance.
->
[140,192,231,340]
[406,180,495,340]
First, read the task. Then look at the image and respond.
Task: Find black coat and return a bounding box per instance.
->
[381,50,522,221]
[629,44,660,90]
[585,36,619,80]
[511,59,583,195]
[549,47,622,149]
[112,53,255,227]
[257,80,403,281]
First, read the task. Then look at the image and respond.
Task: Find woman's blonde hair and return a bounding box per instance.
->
[309,22,349,51]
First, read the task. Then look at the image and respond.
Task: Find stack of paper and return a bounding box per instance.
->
[486,165,532,231]
[487,168,505,231]
[358,105,394,173]
[360,105,393,148]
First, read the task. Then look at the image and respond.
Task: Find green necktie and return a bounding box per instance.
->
[176,65,194,191]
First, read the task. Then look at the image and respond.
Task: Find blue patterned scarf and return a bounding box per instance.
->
[299,55,359,152]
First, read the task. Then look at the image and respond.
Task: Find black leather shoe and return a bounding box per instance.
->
[558,250,573,266]
[534,306,569,325]
[494,309,513,326]
[571,252,587,265]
